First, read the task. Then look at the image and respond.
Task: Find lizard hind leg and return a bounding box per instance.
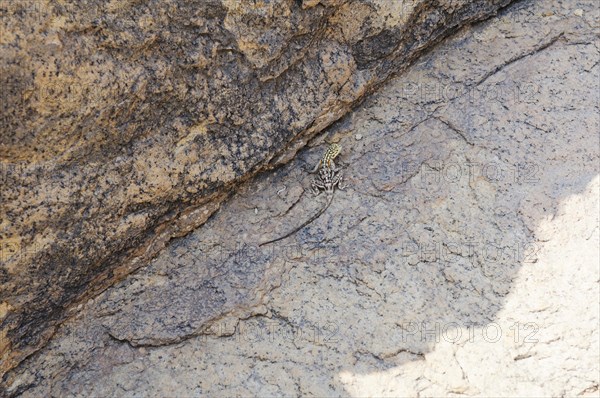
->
[334,171,346,190]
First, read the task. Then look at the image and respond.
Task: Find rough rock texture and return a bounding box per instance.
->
[0,0,515,376]
[3,0,598,396]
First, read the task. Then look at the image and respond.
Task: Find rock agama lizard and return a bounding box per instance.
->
[260,143,345,246]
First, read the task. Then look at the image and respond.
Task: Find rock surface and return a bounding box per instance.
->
[4,0,598,396]
[0,0,514,376]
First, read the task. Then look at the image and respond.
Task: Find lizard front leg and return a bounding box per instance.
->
[307,160,322,174]
[329,159,339,172]
[311,177,325,195]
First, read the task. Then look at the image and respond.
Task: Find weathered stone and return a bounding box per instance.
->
[1,0,514,379]
[3,0,598,396]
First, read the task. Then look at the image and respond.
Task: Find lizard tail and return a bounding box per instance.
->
[259,195,333,247]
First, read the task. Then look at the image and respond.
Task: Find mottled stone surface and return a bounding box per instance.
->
[4,0,598,396]
[0,0,514,376]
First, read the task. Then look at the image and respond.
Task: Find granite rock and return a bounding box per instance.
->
[0,0,516,377]
[3,0,598,396]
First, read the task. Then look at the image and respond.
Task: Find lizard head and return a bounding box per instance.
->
[329,143,341,159]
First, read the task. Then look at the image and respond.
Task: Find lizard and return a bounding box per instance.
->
[260,144,345,247]
[307,143,342,173]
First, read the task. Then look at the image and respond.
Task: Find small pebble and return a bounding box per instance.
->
[573,9,583,16]
[355,134,363,140]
